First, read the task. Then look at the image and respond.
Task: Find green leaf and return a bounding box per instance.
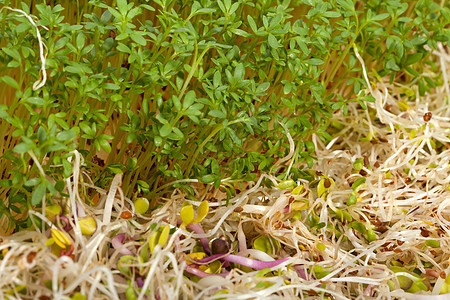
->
[347,192,357,205]
[183,90,196,110]
[201,174,218,184]
[160,124,172,137]
[209,110,226,119]
[353,158,364,171]
[56,130,77,142]
[79,121,96,137]
[103,83,120,90]
[313,265,330,279]
[306,58,324,66]
[32,183,46,206]
[247,15,257,33]
[406,53,423,66]
[117,0,128,16]
[97,135,112,153]
[118,255,137,274]
[130,32,146,46]
[76,32,85,49]
[24,97,46,106]
[267,34,279,48]
[366,228,377,242]
[371,13,389,21]
[1,76,20,89]
[0,179,12,188]
[172,95,181,111]
[336,0,354,12]
[230,28,251,37]
[2,47,21,61]
[13,142,34,153]
[425,240,440,248]
[351,177,366,191]
[349,221,366,234]
[256,82,270,94]
[226,127,242,145]
[277,179,295,191]
[234,63,244,81]
[323,11,341,18]
[254,236,273,254]
[411,36,427,45]
[116,43,131,53]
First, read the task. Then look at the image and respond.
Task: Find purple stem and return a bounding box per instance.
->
[111,233,135,256]
[184,264,228,278]
[293,264,309,280]
[194,254,290,270]
[224,254,289,270]
[186,222,211,255]
[59,215,72,232]
[188,253,228,265]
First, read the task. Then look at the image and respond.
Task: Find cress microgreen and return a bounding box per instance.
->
[0,0,448,231]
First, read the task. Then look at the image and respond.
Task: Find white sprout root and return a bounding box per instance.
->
[1,46,449,299]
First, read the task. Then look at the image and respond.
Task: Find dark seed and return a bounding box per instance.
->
[420,227,430,237]
[363,156,369,166]
[211,239,229,255]
[324,178,331,188]
[423,112,432,122]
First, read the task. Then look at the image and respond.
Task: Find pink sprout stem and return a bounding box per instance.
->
[111,233,135,256]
